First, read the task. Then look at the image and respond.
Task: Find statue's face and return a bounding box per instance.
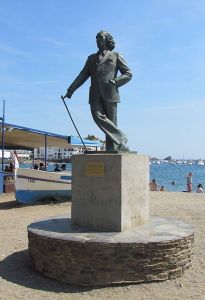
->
[96,32,107,51]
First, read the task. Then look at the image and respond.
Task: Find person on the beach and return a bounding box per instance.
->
[8,162,14,173]
[60,163,66,171]
[160,185,166,191]
[63,30,132,151]
[149,179,158,191]
[196,183,203,193]
[39,163,45,171]
[54,163,60,172]
[4,165,12,181]
[186,172,193,192]
[4,165,10,173]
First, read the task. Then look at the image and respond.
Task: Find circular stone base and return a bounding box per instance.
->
[28,215,194,286]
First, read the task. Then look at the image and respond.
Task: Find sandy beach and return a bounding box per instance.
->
[0,191,205,300]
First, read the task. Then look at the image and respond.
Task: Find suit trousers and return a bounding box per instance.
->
[90,95,127,150]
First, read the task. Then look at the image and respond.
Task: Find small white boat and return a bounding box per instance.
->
[198,160,205,166]
[15,168,72,204]
[153,160,161,164]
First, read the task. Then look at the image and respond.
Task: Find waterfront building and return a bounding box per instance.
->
[34,145,101,161]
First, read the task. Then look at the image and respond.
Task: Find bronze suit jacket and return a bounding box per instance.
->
[68,51,132,104]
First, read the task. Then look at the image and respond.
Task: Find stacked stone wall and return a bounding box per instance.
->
[28,218,194,286]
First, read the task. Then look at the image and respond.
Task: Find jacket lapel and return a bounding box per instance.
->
[98,50,111,65]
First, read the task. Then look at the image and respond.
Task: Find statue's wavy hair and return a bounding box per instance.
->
[96,31,115,50]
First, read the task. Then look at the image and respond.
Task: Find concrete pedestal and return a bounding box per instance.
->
[71,153,149,232]
[27,152,194,286]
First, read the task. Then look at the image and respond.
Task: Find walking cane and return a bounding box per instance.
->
[61,95,87,151]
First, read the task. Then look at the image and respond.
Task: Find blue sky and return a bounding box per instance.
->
[0,0,205,159]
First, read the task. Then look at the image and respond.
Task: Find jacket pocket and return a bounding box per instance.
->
[100,81,119,100]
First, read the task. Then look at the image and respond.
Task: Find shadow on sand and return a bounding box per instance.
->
[0,197,71,210]
[0,249,92,293]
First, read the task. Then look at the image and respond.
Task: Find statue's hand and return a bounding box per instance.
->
[110,79,116,86]
[65,89,73,99]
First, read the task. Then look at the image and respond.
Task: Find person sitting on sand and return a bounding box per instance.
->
[60,163,66,171]
[4,165,12,181]
[160,185,166,191]
[39,163,45,171]
[34,164,39,170]
[4,166,10,173]
[54,163,60,172]
[8,162,14,173]
[149,179,158,191]
[196,184,203,193]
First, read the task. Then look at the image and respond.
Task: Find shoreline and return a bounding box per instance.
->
[0,192,205,299]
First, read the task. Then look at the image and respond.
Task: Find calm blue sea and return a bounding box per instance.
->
[150,163,205,192]
[20,162,205,192]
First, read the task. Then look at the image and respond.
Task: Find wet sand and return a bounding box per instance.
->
[0,192,205,300]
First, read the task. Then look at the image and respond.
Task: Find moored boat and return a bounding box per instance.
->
[0,121,101,199]
[15,168,72,203]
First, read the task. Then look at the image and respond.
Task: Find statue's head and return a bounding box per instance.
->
[96,30,115,51]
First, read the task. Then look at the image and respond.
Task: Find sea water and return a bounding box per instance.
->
[20,162,205,193]
[150,163,205,192]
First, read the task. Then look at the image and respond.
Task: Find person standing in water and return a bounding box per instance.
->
[186,172,193,192]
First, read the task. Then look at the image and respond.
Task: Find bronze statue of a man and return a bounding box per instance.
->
[63,30,132,151]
